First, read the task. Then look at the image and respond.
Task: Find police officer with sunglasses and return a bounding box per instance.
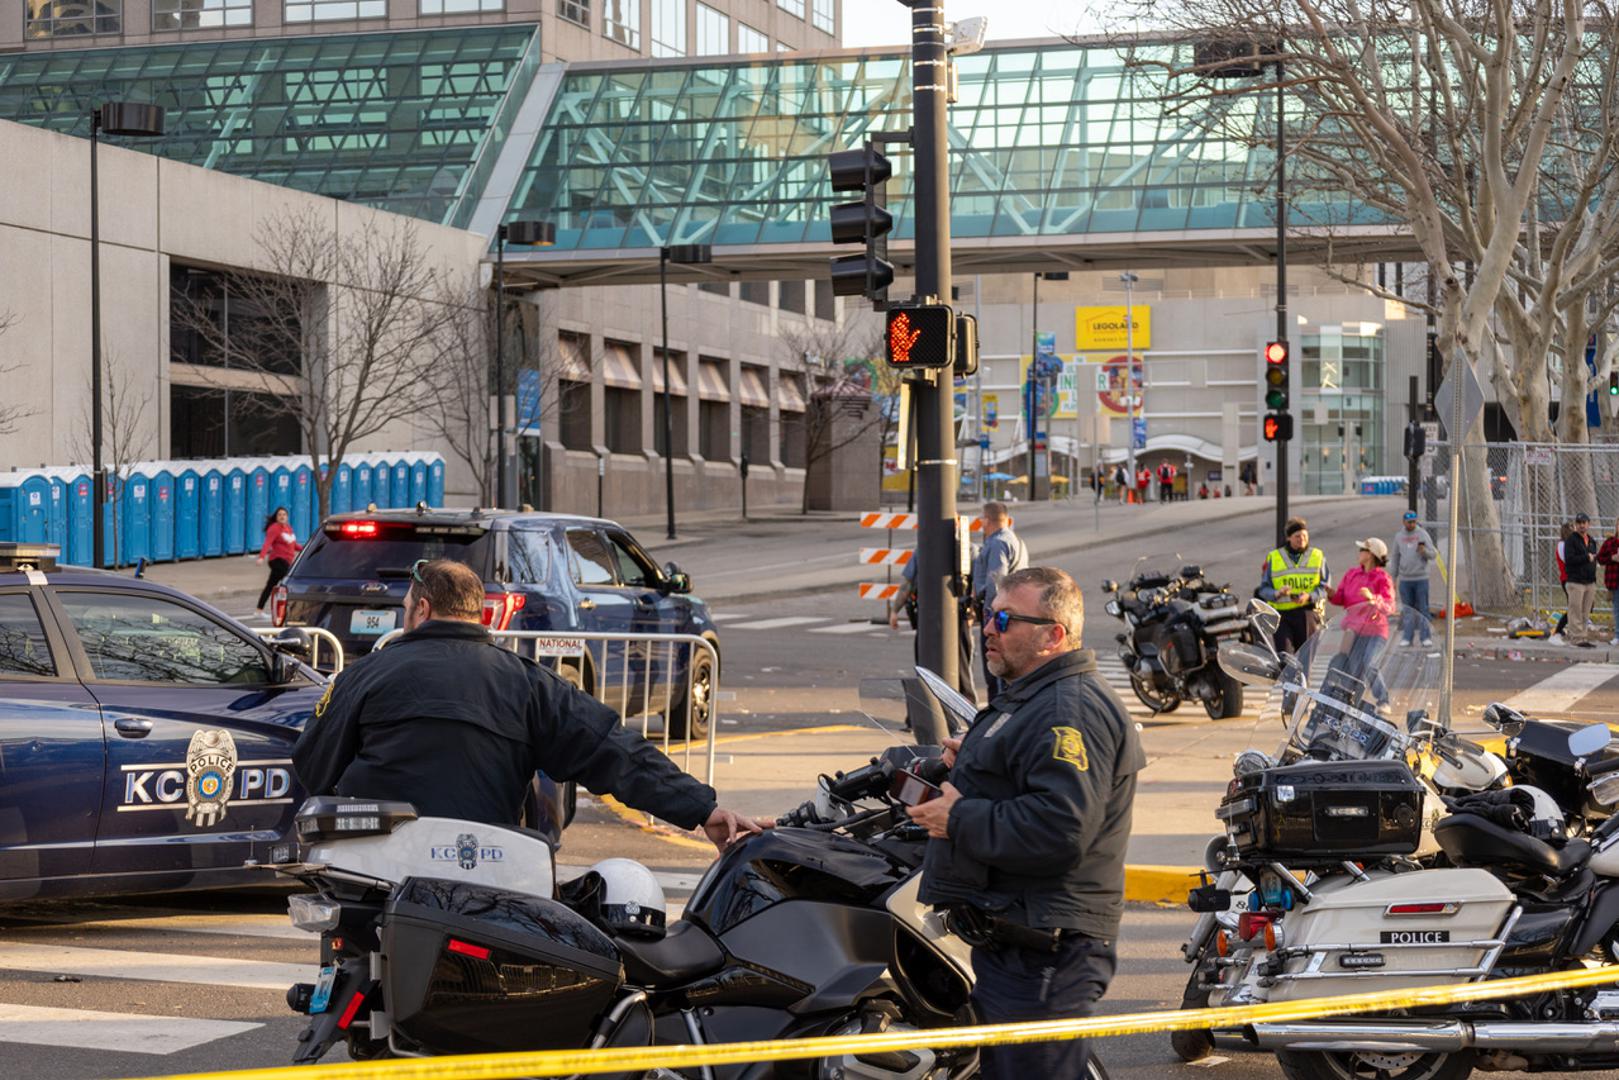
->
[909,566,1145,1080]
[293,559,764,852]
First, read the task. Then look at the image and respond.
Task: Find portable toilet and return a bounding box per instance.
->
[353,455,374,510]
[201,467,225,557]
[290,462,313,540]
[332,460,353,516]
[149,465,176,562]
[270,460,294,524]
[427,454,445,507]
[99,474,121,565]
[36,468,68,553]
[409,457,428,507]
[370,454,392,508]
[390,457,410,509]
[63,469,93,566]
[0,472,51,544]
[224,462,247,554]
[247,460,271,547]
[121,468,152,566]
[174,467,202,560]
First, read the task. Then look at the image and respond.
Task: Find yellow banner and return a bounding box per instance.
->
[1076,305,1150,351]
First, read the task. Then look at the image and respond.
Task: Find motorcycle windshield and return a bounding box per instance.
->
[1273,613,1442,764]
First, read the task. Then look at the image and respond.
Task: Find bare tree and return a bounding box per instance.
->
[778,317,894,512]
[423,281,598,505]
[0,311,32,437]
[173,207,453,520]
[71,353,154,568]
[1109,1,1603,606]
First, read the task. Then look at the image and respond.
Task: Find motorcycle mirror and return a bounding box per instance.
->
[1590,773,1619,808]
[1243,598,1282,638]
[1217,642,1282,688]
[1481,702,1527,738]
[1101,579,1118,593]
[1568,722,1613,759]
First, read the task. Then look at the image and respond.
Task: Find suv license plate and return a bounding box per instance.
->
[350,609,397,636]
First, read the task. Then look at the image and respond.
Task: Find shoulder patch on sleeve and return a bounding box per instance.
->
[1052,726,1089,772]
[313,680,335,718]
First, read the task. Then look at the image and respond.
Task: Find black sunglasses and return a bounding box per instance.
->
[985,609,1058,633]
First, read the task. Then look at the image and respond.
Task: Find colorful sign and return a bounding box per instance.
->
[984,394,999,429]
[1095,355,1144,417]
[1018,355,1083,420]
[1076,306,1151,351]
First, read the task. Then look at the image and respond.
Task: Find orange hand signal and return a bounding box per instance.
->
[889,312,923,364]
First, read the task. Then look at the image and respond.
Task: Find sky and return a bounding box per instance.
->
[839,2,1104,49]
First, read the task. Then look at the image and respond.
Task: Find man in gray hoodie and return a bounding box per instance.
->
[1390,510,1435,647]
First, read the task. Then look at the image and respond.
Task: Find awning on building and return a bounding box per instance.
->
[738,365,770,409]
[650,351,689,396]
[557,333,592,382]
[602,342,641,390]
[696,359,730,402]
[777,372,807,413]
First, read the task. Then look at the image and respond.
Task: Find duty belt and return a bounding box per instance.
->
[946,906,1084,954]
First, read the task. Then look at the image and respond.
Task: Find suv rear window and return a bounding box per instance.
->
[294,522,495,580]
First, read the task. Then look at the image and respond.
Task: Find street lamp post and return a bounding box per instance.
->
[89,102,165,570]
[1121,271,1140,497]
[492,219,554,508]
[658,243,711,540]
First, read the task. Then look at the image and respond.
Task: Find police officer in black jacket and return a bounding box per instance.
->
[292,559,763,851]
[909,566,1145,1079]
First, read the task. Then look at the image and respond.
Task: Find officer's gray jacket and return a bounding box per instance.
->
[292,619,716,830]
[918,649,1146,939]
[971,527,1028,608]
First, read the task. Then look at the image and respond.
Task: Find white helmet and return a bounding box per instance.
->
[589,858,667,939]
[1513,785,1567,843]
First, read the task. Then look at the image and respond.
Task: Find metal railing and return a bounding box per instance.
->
[251,626,346,675]
[373,627,720,785]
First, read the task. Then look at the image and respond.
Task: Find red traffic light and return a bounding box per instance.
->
[1264,341,1288,364]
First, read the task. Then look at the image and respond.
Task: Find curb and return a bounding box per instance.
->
[1123,864,1201,905]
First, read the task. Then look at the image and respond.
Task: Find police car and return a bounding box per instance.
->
[0,543,569,902]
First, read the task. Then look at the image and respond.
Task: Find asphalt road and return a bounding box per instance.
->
[7,496,1619,1077]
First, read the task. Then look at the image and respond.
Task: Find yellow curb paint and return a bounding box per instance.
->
[1122,864,1201,904]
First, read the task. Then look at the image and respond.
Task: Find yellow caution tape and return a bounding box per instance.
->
[126,964,1619,1080]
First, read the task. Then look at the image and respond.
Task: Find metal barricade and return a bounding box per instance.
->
[372,627,719,785]
[251,625,345,675]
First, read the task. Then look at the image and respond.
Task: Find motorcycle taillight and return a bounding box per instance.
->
[271,584,288,627]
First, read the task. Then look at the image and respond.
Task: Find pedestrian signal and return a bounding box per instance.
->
[1264,340,1289,411]
[1262,412,1293,442]
[886,304,956,369]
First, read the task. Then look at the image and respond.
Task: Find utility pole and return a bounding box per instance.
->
[1122,272,1139,496]
[1028,271,1039,501]
[909,0,960,722]
[1273,59,1291,547]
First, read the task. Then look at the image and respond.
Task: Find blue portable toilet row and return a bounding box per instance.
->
[0,450,446,566]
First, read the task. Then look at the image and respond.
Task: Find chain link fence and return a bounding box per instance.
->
[1420,441,1619,619]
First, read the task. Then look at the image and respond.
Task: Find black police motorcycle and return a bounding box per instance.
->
[1101,554,1250,719]
[264,745,981,1077]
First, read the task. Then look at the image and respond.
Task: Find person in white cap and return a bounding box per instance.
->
[1328,537,1398,709]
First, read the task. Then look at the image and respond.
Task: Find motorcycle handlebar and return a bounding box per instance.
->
[1587,754,1619,777]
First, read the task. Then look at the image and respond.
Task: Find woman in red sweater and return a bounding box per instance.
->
[255,507,302,616]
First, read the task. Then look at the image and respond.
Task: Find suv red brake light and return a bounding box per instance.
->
[271,584,288,627]
[482,592,526,631]
[337,521,379,538]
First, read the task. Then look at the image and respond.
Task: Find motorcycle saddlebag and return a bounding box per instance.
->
[1218,760,1423,864]
[382,877,623,1054]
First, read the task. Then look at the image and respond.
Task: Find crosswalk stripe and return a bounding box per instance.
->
[0,942,312,990]
[809,622,887,635]
[0,1004,261,1055]
[65,916,309,942]
[708,612,747,622]
[725,616,829,631]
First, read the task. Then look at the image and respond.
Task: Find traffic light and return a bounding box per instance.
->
[1609,371,1617,396]
[1263,412,1293,442]
[954,313,979,377]
[885,303,956,369]
[1263,340,1289,410]
[827,141,894,303]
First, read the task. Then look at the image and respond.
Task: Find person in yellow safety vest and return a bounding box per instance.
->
[1256,516,1333,655]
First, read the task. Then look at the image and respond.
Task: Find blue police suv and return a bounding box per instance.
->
[275,509,719,738]
[0,543,569,902]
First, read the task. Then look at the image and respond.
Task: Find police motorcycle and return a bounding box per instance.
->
[262,743,980,1077]
[1186,626,1619,1080]
[1100,554,1251,719]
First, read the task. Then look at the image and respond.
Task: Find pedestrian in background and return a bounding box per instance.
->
[1113,464,1128,505]
[1135,467,1150,504]
[1256,516,1332,656]
[911,567,1144,1080]
[1329,538,1396,709]
[255,506,301,617]
[971,501,1029,698]
[1597,519,1619,646]
[1390,510,1435,647]
[1564,513,1599,646]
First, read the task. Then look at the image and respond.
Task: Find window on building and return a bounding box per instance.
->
[698,281,730,298]
[651,0,685,56]
[779,372,807,468]
[777,0,804,19]
[602,0,638,48]
[170,265,305,378]
[740,281,771,307]
[740,365,770,464]
[695,2,728,54]
[776,41,791,52]
[170,386,301,458]
[601,341,642,454]
[27,0,121,37]
[153,0,252,30]
[737,22,768,52]
[813,279,835,321]
[778,280,807,315]
[652,348,689,457]
[285,0,385,21]
[697,358,731,460]
[559,0,588,27]
[811,0,832,32]
[557,380,593,450]
[420,0,503,12]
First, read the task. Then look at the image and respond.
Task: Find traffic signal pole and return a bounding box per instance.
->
[1273,60,1290,549]
[909,0,960,729]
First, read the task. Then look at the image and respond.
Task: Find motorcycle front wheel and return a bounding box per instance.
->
[1202,667,1244,720]
[1276,1048,1475,1080]
[1130,673,1181,714]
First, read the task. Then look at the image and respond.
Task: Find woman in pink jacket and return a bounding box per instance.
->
[1328,537,1398,708]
